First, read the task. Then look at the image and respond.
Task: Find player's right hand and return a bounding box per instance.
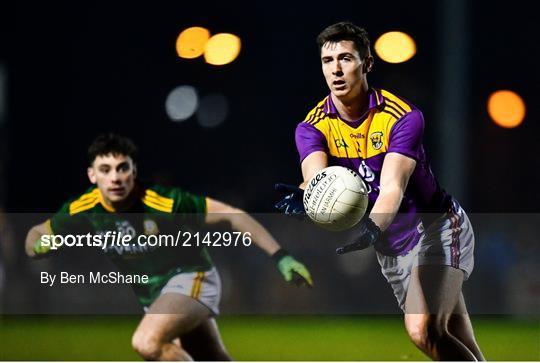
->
[274,183,305,215]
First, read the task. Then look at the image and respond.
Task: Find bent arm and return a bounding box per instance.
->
[370,152,416,231]
[25,221,50,258]
[205,198,280,256]
[299,151,328,188]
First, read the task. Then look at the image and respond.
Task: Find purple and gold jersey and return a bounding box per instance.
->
[296,88,450,256]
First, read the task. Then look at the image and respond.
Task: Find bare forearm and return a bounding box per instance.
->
[25,227,42,257]
[206,198,281,256]
[369,188,403,232]
[228,213,281,256]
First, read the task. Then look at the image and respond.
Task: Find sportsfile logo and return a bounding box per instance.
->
[303,171,327,203]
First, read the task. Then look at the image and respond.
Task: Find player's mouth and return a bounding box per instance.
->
[109,187,126,195]
[333,80,346,90]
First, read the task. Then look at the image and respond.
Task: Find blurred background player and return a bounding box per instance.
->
[275,22,484,361]
[26,133,312,361]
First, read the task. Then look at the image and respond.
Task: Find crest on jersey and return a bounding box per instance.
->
[370,132,384,150]
[143,219,159,235]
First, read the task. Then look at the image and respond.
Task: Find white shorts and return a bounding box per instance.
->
[376,199,475,311]
[146,267,222,315]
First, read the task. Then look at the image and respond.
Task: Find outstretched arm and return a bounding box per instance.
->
[25,221,51,258]
[205,198,280,256]
[300,151,328,188]
[274,151,328,215]
[205,197,313,287]
[336,152,416,254]
[370,152,416,231]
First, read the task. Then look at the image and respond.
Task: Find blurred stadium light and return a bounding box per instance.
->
[204,33,241,65]
[487,90,525,128]
[196,93,228,127]
[165,85,199,122]
[374,31,416,63]
[176,26,211,59]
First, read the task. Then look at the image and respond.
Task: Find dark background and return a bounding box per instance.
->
[0,0,538,317]
[1,0,537,213]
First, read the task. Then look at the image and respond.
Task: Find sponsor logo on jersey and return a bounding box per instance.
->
[334,138,348,149]
[350,132,365,139]
[116,220,136,238]
[417,222,425,234]
[358,161,375,182]
[358,161,375,194]
[370,131,384,150]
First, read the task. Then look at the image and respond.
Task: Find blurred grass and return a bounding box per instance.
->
[0,315,538,361]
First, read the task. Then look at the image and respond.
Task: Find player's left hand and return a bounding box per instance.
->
[336,216,382,255]
[272,249,313,287]
[274,183,305,215]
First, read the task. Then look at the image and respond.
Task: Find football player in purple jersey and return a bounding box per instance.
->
[275,22,484,361]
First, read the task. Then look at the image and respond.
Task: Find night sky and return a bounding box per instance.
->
[1,0,537,212]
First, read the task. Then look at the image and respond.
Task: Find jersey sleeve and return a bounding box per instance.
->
[173,189,207,214]
[295,122,328,163]
[173,188,207,227]
[388,109,424,161]
[48,201,91,236]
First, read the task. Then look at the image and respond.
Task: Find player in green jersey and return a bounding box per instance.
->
[25,133,312,361]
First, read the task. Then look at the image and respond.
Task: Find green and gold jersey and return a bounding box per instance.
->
[47,183,212,306]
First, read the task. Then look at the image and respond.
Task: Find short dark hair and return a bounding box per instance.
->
[317,21,371,58]
[87,133,138,165]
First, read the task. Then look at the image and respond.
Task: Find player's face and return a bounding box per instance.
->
[321,41,370,101]
[87,154,136,205]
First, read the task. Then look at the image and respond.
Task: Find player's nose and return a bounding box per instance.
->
[332,66,343,76]
[110,170,121,182]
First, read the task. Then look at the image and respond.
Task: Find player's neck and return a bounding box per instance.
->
[108,197,136,212]
[101,187,139,212]
[332,85,369,121]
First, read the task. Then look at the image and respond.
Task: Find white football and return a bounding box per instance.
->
[303,166,368,231]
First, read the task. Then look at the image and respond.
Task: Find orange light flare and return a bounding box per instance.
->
[487,90,526,128]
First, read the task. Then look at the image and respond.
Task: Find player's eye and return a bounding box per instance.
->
[118,163,130,172]
[99,167,110,173]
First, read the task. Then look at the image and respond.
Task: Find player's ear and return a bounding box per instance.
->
[87,167,97,184]
[363,55,374,73]
[132,164,137,178]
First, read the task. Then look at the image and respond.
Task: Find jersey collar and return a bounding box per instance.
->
[322,88,385,116]
[97,189,116,212]
[96,184,143,213]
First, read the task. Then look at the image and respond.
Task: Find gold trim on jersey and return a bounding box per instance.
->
[69,189,101,215]
[97,190,116,212]
[380,89,412,113]
[303,89,412,160]
[142,189,174,213]
[190,272,205,298]
[45,219,53,234]
[304,98,327,125]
